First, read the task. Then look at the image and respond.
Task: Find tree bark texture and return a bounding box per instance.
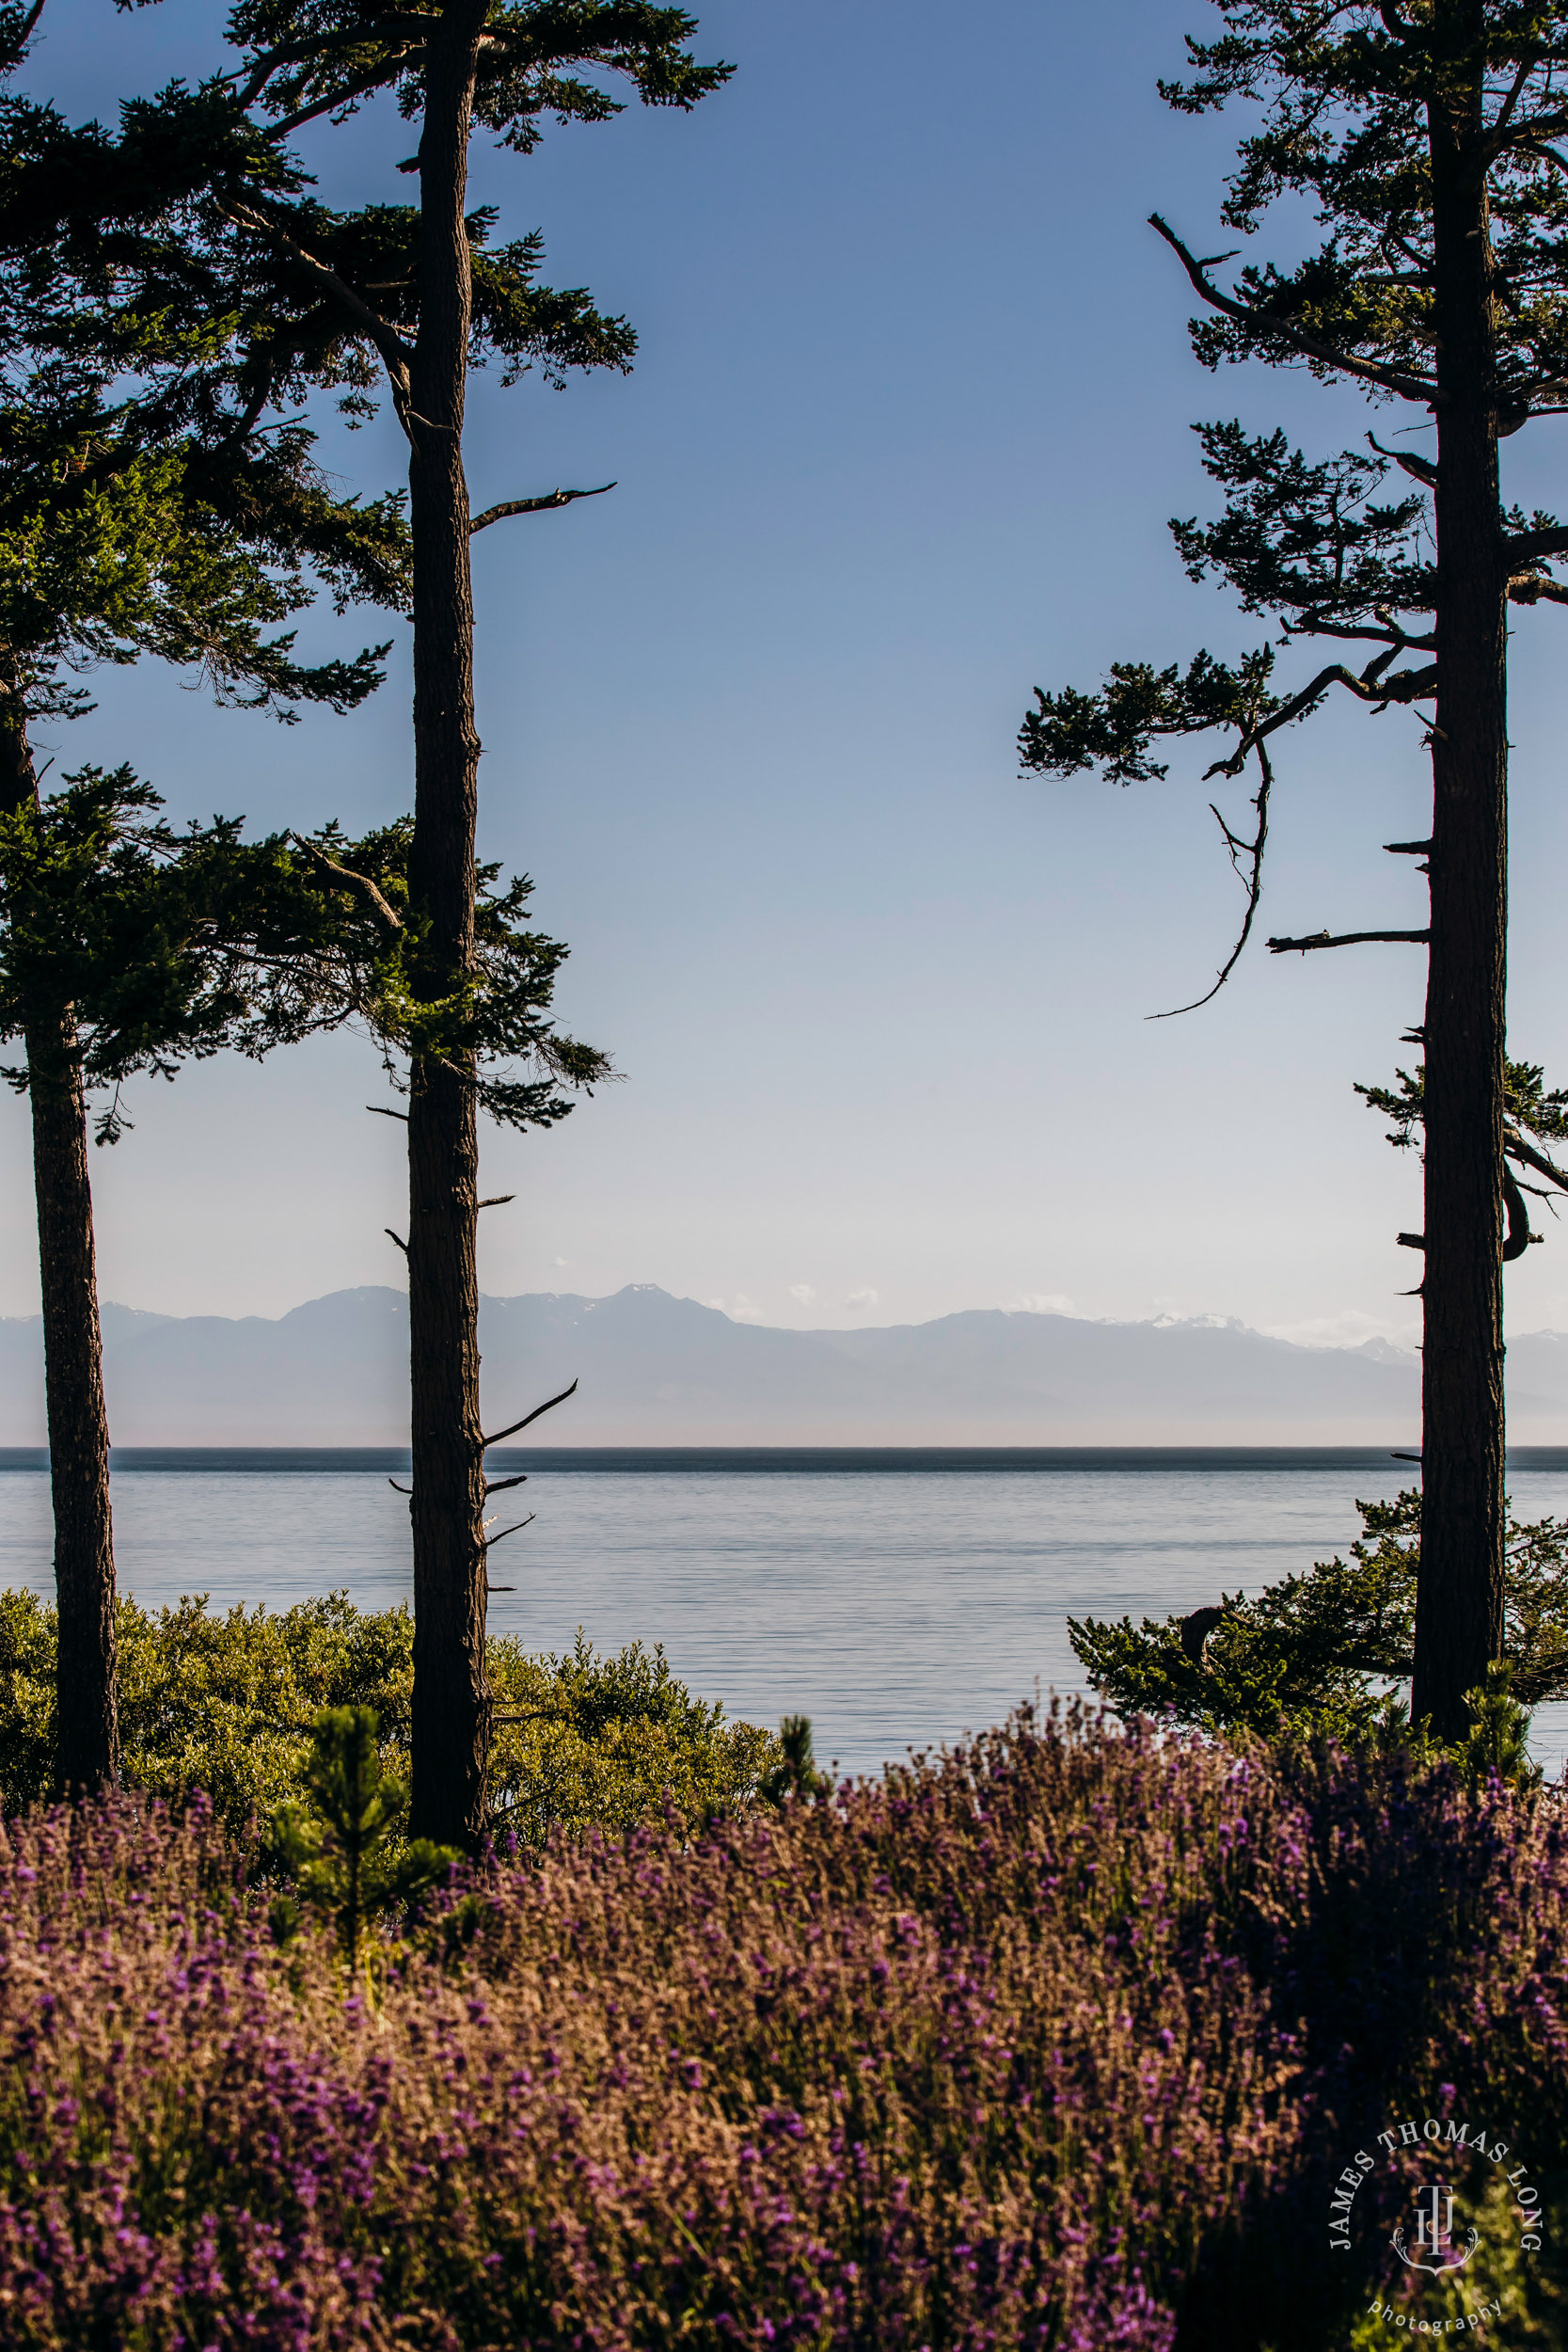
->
[0,699,119,1794]
[405,0,491,1849]
[1411,28,1509,1741]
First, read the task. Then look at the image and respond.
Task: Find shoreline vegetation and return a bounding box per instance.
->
[0,1590,779,1845]
[0,1693,1563,2346]
[0,1571,1565,2342]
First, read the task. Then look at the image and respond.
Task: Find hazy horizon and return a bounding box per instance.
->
[5,1280,1556,1352]
[3,1282,1563,1448]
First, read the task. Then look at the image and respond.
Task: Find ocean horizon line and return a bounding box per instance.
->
[3,1443,1567,1474]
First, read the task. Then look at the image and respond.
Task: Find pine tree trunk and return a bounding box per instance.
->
[29,1008,119,1794]
[0,698,119,1794]
[405,1,491,1849]
[1411,45,1509,1742]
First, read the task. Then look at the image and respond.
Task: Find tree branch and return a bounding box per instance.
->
[482,1514,535,1550]
[1267,929,1430,952]
[385,1228,408,1252]
[1368,431,1437,487]
[1149,215,1442,405]
[260,58,417,144]
[367,1104,408,1120]
[1506,1130,1568,1193]
[1503,525,1568,565]
[470,483,617,533]
[1148,739,1274,1019]
[1488,50,1539,150]
[483,1472,529,1497]
[220,201,416,433]
[0,0,48,69]
[480,1376,578,1452]
[1281,615,1436,650]
[1510,574,1568,606]
[291,834,404,933]
[1503,1160,1538,1261]
[1204,654,1435,780]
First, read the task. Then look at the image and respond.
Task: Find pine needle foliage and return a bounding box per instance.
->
[267,1705,456,1972]
[1069,1488,1568,1760]
[293,815,609,1129]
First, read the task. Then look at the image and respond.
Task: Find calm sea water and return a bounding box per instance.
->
[4,1447,1568,1778]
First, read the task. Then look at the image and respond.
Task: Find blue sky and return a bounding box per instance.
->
[7,0,1568,1346]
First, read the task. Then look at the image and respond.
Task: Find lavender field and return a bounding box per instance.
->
[3,1706,1565,2350]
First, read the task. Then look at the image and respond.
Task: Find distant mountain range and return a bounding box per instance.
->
[0,1283,1563,1445]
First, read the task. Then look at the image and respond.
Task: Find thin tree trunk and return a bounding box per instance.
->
[405,0,491,1849]
[1411,39,1509,1742]
[30,1008,118,1793]
[0,698,119,1793]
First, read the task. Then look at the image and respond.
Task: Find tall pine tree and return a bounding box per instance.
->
[0,20,409,1790]
[210,2,729,1845]
[1021,2,1568,1737]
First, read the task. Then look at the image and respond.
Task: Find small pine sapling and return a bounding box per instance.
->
[1459,1661,1543,1793]
[760,1714,832,1807]
[269,1706,457,1979]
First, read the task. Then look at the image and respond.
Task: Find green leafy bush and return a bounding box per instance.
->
[487,1628,781,1841]
[0,1588,780,1838]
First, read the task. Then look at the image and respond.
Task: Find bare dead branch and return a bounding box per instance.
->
[486,1583,515,1593]
[1267,929,1431,951]
[477,1194,515,1208]
[367,1104,408,1120]
[480,1376,578,1451]
[484,1472,529,1497]
[470,483,617,533]
[1398,1232,1425,1249]
[1368,431,1438,486]
[1149,214,1443,405]
[482,1514,536,1550]
[1148,739,1274,1018]
[385,1228,408,1252]
[388,1477,412,1494]
[1385,838,1433,853]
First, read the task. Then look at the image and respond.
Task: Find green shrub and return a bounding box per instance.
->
[487,1627,780,1842]
[0,1588,780,1839]
[1069,1488,1568,1770]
